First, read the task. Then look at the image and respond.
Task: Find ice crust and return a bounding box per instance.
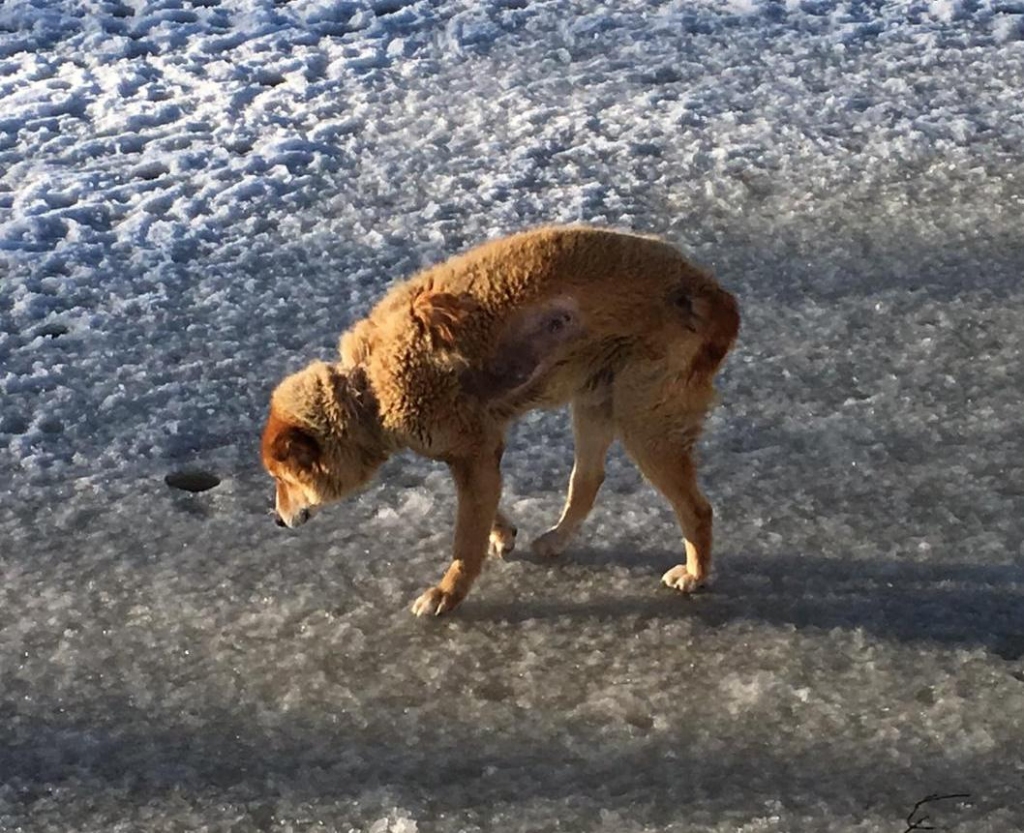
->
[2,1,1024,831]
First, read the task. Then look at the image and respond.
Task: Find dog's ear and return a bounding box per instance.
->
[270,426,321,470]
[411,290,479,349]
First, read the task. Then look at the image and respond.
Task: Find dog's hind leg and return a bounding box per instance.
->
[618,427,713,593]
[489,508,518,557]
[412,443,504,616]
[531,397,615,557]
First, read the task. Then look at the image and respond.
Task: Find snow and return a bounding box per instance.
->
[2,0,1024,830]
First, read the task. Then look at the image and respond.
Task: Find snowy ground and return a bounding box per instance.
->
[3,0,1024,830]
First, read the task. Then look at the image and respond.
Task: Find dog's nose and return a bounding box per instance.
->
[274,509,310,528]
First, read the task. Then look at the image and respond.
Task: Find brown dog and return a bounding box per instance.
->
[261,226,739,616]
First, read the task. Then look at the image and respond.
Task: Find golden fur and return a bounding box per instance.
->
[261,226,740,615]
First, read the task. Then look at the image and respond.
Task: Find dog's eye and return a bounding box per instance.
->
[672,290,693,314]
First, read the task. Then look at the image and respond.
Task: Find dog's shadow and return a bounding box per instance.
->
[463,548,1024,660]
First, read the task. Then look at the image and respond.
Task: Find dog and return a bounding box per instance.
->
[261,226,739,616]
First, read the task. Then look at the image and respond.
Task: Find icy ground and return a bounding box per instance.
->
[2,0,1024,830]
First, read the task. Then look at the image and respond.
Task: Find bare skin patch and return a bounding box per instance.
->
[462,297,583,402]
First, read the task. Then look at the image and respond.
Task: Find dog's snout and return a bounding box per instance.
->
[274,508,310,529]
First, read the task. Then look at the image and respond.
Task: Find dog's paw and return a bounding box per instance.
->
[489,520,517,558]
[531,528,569,558]
[661,565,706,594]
[411,586,462,617]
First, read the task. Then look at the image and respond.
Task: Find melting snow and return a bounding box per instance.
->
[2,1,1023,831]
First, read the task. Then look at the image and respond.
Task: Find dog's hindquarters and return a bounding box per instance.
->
[527,258,739,588]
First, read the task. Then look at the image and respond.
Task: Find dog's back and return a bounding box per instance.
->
[346,226,737,406]
[452,226,738,410]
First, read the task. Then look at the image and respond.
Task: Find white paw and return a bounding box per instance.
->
[531,527,569,558]
[661,565,705,594]
[410,586,461,617]
[489,522,517,558]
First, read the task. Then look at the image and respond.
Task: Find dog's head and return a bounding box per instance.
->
[261,361,388,528]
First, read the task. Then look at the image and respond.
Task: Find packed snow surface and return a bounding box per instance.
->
[2,0,1024,830]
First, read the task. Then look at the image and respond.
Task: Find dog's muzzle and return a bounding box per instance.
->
[275,507,311,528]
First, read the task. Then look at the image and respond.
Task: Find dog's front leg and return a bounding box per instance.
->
[411,446,503,616]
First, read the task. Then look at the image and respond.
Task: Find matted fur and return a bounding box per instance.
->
[262,226,739,616]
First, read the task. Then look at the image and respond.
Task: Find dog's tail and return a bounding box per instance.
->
[680,283,740,383]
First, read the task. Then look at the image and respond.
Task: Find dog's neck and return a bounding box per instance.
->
[330,363,402,457]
